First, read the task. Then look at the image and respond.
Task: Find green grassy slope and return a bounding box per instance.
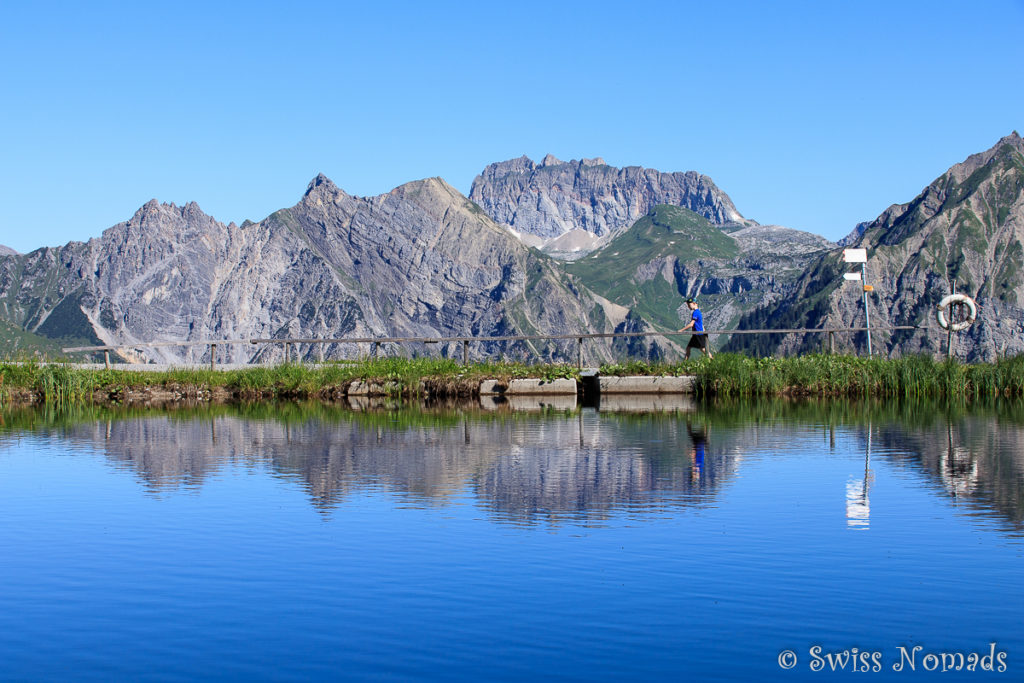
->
[566,205,738,329]
[0,318,99,360]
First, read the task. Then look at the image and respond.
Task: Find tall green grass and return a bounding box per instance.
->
[0,360,97,406]
[4,354,1024,406]
[0,358,585,406]
[689,353,1024,400]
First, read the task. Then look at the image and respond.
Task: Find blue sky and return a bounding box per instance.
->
[2,0,1022,253]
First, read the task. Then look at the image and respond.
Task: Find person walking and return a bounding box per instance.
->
[686,419,709,483]
[678,297,713,360]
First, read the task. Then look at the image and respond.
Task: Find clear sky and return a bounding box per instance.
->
[2,0,1022,253]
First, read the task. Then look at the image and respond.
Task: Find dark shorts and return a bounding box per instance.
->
[687,334,708,350]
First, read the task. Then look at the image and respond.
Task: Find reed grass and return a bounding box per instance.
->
[688,353,1024,399]
[4,353,1024,406]
[0,358,584,406]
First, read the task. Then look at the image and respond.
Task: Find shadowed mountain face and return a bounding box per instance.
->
[469,154,746,241]
[727,132,1024,360]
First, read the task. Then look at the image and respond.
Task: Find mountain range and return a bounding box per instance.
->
[1,176,634,363]
[468,154,747,258]
[0,133,1020,363]
[726,132,1024,361]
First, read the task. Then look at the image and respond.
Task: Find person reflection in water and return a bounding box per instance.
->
[687,420,708,483]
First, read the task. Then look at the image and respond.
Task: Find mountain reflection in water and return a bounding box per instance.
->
[30,411,737,525]
[2,400,1023,533]
[873,413,1024,533]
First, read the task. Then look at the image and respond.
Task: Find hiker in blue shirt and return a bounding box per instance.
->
[678,297,713,360]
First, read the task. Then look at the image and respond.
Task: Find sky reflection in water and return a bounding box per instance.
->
[0,399,1022,681]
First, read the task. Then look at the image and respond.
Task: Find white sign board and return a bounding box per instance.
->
[843,248,868,263]
[843,272,862,281]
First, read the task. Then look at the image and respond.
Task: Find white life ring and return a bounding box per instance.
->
[936,294,977,331]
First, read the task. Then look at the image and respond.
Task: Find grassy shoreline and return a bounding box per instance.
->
[3,354,1024,406]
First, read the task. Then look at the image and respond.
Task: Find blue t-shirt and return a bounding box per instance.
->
[691,308,704,333]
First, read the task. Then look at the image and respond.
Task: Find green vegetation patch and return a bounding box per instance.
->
[595,353,1024,401]
[0,319,93,360]
[566,205,738,328]
[0,358,586,406]
[689,353,1024,400]
[7,353,1024,407]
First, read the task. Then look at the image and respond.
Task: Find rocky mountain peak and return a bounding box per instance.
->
[728,131,1024,361]
[469,155,745,241]
[0,244,19,257]
[125,199,213,228]
[480,155,535,176]
[391,175,455,196]
[125,200,174,230]
[859,131,1024,251]
[383,177,477,220]
[919,132,1023,203]
[303,173,348,201]
[296,174,354,217]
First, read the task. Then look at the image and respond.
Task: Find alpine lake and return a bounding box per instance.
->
[1,395,1022,681]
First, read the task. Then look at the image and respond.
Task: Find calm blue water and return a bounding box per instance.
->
[0,401,1022,681]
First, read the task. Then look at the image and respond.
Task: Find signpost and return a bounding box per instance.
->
[843,248,872,356]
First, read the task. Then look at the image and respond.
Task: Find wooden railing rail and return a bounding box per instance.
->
[62,326,925,369]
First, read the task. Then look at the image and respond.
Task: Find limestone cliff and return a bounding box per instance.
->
[0,176,651,363]
[469,155,746,241]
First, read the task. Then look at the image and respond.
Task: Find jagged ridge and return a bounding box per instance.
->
[0,175,660,363]
[469,154,746,240]
[726,132,1024,360]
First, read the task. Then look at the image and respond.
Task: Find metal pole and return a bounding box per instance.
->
[828,331,835,354]
[463,340,469,365]
[284,342,290,364]
[577,337,583,369]
[210,343,216,371]
[318,343,324,364]
[104,350,110,370]
[862,262,872,357]
[947,280,955,359]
